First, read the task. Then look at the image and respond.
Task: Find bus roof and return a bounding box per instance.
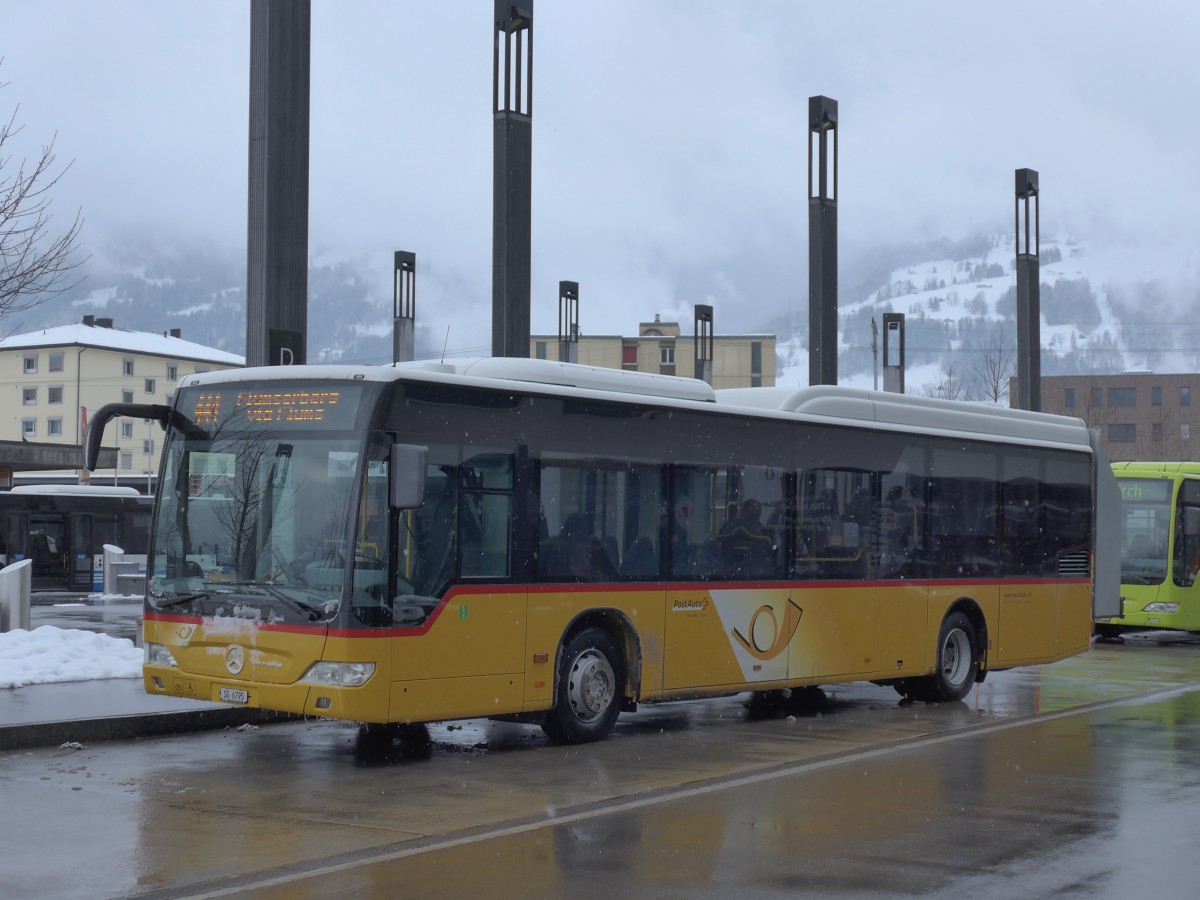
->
[1111,461,1200,476]
[178,358,1094,452]
[7,484,143,496]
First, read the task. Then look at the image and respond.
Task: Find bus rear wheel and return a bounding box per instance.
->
[542,628,625,744]
[899,611,978,703]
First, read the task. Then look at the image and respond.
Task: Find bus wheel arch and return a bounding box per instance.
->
[898,599,984,703]
[543,610,637,744]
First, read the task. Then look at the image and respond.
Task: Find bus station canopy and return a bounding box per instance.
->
[0,440,115,473]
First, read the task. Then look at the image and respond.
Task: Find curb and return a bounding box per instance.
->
[0,707,299,752]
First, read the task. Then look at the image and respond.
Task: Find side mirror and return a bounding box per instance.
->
[390,444,428,509]
[1186,506,1200,537]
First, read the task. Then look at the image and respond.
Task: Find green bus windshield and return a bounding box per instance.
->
[1118,478,1172,585]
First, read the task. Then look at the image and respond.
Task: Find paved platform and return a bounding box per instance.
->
[0,677,293,751]
[1,594,294,751]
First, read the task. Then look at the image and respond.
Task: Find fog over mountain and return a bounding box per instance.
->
[12,227,1200,400]
[4,2,1200,380]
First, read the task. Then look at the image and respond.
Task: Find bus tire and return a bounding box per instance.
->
[542,628,625,744]
[900,611,978,703]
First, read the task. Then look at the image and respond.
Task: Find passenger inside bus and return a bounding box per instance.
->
[717,498,776,579]
[542,512,621,581]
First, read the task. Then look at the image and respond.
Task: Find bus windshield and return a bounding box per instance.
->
[148,382,370,623]
[1118,478,1172,585]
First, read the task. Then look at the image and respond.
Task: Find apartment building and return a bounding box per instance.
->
[0,316,243,489]
[1027,372,1200,463]
[530,314,776,389]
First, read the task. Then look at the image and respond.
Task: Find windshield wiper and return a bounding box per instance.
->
[151,591,211,609]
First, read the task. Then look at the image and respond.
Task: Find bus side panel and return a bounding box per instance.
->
[385,590,527,722]
[390,590,526,681]
[875,582,933,676]
[389,675,526,723]
[1058,581,1094,656]
[796,585,890,681]
[664,587,792,690]
[996,582,1060,664]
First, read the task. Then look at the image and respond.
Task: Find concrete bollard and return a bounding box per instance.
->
[101,544,126,596]
[110,563,145,599]
[0,559,32,633]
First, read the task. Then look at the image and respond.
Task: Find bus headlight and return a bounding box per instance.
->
[1142,602,1180,614]
[145,643,179,668]
[299,661,376,687]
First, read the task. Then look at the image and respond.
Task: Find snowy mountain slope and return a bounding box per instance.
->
[11,231,1200,396]
[776,233,1200,395]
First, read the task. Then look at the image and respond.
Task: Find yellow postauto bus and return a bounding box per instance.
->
[1096,461,1200,637]
[85,358,1120,744]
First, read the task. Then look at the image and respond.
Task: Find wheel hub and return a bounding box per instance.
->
[568,650,615,720]
[941,628,971,686]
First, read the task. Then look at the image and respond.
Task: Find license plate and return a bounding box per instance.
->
[219,687,249,704]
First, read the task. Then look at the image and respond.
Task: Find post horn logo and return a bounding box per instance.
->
[225,645,245,675]
[731,598,804,661]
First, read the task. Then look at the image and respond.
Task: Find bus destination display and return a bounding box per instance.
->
[183,383,365,430]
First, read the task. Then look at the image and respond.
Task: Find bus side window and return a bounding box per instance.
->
[538,461,653,583]
[796,469,875,579]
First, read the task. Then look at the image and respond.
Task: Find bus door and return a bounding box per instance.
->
[28,514,69,588]
[70,514,95,590]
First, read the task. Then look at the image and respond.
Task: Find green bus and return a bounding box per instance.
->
[1097,462,1200,637]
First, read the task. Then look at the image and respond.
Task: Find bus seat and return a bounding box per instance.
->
[539,538,571,577]
[621,537,658,579]
[561,513,591,541]
[600,534,620,569]
[719,527,776,579]
[690,540,722,579]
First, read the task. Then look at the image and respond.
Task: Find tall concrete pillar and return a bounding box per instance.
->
[246,0,311,367]
[808,96,838,386]
[393,251,416,364]
[557,280,578,363]
[1014,168,1041,411]
[492,2,534,358]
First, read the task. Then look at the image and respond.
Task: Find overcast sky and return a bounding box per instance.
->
[3,1,1198,355]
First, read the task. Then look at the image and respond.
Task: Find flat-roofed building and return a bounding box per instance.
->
[0,317,243,490]
[531,314,776,388]
[1023,372,1200,462]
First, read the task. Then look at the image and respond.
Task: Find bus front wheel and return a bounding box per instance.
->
[543,628,625,744]
[899,611,978,703]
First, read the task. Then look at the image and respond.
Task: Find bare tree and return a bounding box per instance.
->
[1,63,86,319]
[1138,406,1178,462]
[921,359,967,401]
[967,341,1015,405]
